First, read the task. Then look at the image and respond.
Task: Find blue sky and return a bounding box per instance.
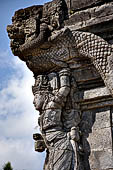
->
[0,0,51,169]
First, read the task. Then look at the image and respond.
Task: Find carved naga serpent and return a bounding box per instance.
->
[72,30,113,95]
[7,0,113,96]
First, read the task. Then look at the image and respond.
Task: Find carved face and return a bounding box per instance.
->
[33,93,45,111]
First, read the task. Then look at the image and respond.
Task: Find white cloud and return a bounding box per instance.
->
[0,138,45,170]
[0,50,45,170]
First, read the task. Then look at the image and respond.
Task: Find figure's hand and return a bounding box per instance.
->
[70,127,80,142]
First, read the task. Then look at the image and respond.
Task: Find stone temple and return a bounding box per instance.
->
[7,0,113,169]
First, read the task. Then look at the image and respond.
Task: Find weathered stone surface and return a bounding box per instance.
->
[79,107,113,170]
[65,0,107,12]
[84,87,110,99]
[89,149,113,170]
[7,0,113,170]
[32,69,80,170]
[65,2,113,33]
[88,127,112,150]
[7,1,113,97]
[92,110,111,130]
[80,109,111,131]
[72,65,100,82]
[80,98,113,111]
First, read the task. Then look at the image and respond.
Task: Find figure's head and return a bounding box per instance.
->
[32,75,52,111]
[33,91,47,111]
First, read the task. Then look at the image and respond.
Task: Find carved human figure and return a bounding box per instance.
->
[33,68,80,170]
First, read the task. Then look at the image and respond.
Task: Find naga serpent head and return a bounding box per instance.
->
[7,0,113,96]
[7,5,43,58]
[7,0,69,74]
[7,0,68,58]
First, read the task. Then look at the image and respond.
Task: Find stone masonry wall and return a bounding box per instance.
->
[70,58,113,170]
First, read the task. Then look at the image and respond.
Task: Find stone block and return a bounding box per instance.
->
[65,2,113,31]
[89,149,113,170]
[92,110,111,130]
[84,87,110,100]
[80,98,113,111]
[80,108,111,133]
[67,0,105,11]
[88,127,112,150]
[72,65,100,82]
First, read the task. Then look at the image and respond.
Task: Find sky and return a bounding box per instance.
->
[0,0,51,169]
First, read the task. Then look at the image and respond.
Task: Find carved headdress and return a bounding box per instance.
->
[32,75,52,95]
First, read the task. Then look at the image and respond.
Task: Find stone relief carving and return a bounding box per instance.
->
[7,0,113,96]
[32,68,81,170]
[7,0,113,169]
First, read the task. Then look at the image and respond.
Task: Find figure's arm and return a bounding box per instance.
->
[54,68,70,104]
